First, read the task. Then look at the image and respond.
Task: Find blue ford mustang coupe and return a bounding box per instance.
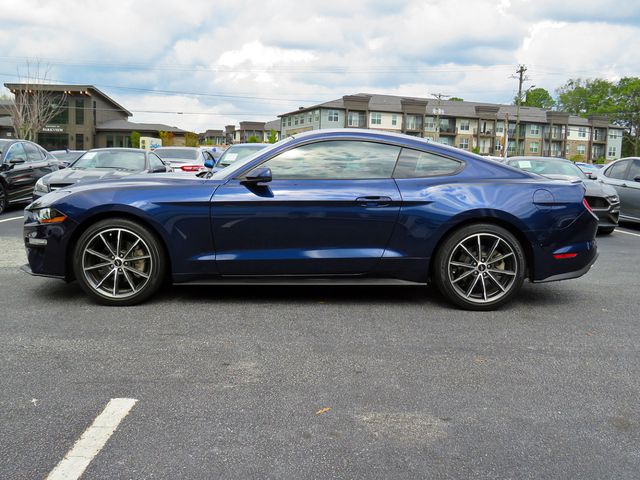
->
[22,129,598,310]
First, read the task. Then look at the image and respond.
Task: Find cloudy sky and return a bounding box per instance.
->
[1,0,638,133]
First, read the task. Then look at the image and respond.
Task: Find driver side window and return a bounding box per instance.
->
[605,160,629,180]
[4,143,27,163]
[261,140,401,180]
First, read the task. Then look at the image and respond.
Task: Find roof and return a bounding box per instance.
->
[4,83,132,117]
[96,119,189,133]
[279,93,623,128]
[264,119,281,131]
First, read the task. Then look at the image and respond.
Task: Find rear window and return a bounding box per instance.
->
[154,148,198,160]
[393,148,462,178]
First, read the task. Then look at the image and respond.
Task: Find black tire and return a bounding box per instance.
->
[598,226,615,235]
[73,218,166,306]
[0,183,7,215]
[433,223,526,311]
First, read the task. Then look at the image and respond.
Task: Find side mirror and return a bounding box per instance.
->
[150,165,168,173]
[204,159,215,169]
[241,166,272,184]
[634,175,640,183]
[585,172,596,180]
[59,161,71,170]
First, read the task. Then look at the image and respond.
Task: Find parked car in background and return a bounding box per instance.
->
[215,143,269,168]
[153,147,215,172]
[575,162,603,178]
[23,129,598,311]
[596,157,640,224]
[0,139,59,213]
[33,148,171,199]
[506,156,620,234]
[50,149,86,167]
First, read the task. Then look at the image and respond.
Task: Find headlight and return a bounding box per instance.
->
[608,195,619,203]
[34,178,49,193]
[30,207,67,224]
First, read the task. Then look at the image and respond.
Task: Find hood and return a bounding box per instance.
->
[583,178,618,198]
[41,168,138,188]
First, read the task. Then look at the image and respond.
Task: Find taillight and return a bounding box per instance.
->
[553,253,578,260]
[583,197,593,213]
[180,165,202,172]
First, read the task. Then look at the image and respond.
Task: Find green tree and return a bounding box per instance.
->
[184,132,199,147]
[555,78,615,116]
[516,87,556,110]
[267,129,278,143]
[158,130,174,146]
[611,77,640,156]
[130,131,141,148]
[449,97,464,102]
[247,135,260,143]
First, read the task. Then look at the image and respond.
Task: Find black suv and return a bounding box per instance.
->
[0,139,59,214]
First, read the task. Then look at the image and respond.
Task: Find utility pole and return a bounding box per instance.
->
[431,93,449,137]
[512,65,530,155]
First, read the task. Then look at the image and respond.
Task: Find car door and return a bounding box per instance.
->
[2,142,34,202]
[211,139,402,275]
[622,159,640,220]
[600,160,633,219]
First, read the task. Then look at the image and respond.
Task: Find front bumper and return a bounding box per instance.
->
[23,214,78,280]
[587,195,620,229]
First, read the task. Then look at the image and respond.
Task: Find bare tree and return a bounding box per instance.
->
[8,62,66,141]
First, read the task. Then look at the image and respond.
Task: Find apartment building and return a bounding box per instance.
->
[279,94,624,162]
[222,119,282,144]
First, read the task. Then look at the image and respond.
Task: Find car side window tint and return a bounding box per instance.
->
[627,159,640,181]
[393,148,462,178]
[262,140,401,180]
[605,160,629,180]
[4,143,27,163]
[148,153,166,170]
[23,142,44,162]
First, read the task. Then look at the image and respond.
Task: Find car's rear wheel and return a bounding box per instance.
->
[433,223,526,311]
[73,218,166,306]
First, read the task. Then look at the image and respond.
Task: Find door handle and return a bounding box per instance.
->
[356,196,392,207]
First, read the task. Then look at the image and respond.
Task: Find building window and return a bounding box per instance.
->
[507,140,516,153]
[405,115,423,130]
[608,146,617,157]
[459,138,469,149]
[529,142,539,153]
[106,134,113,147]
[459,120,470,132]
[425,117,435,130]
[371,112,382,125]
[577,145,586,155]
[308,113,312,123]
[314,110,320,122]
[578,127,587,138]
[294,116,299,125]
[347,111,362,127]
[609,130,619,139]
[328,110,339,122]
[495,141,502,152]
[287,117,291,126]
[75,99,85,125]
[496,122,504,133]
[529,124,539,135]
[391,114,397,126]
[50,98,69,124]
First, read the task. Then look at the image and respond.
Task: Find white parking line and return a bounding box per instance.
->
[616,229,640,238]
[0,216,22,223]
[46,398,138,480]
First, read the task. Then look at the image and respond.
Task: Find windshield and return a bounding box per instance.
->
[53,151,85,162]
[507,158,586,179]
[210,139,292,180]
[154,148,199,160]
[72,150,147,171]
[217,145,268,167]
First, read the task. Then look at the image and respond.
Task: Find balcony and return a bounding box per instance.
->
[474,128,494,136]
[439,125,456,135]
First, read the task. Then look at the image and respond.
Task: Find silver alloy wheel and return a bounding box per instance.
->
[81,227,153,299]
[447,233,518,304]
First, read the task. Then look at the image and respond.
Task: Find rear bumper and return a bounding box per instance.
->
[533,250,598,283]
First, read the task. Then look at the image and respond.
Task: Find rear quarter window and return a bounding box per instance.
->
[393,148,463,178]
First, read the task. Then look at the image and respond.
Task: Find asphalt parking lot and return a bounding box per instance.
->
[1,205,639,479]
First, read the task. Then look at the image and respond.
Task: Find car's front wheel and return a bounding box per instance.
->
[433,223,526,311]
[73,218,166,306]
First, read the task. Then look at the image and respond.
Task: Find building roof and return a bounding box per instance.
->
[4,83,133,117]
[279,93,623,128]
[201,129,224,136]
[96,119,189,133]
[264,119,281,131]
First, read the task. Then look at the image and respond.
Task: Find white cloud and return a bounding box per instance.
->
[0,0,637,133]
